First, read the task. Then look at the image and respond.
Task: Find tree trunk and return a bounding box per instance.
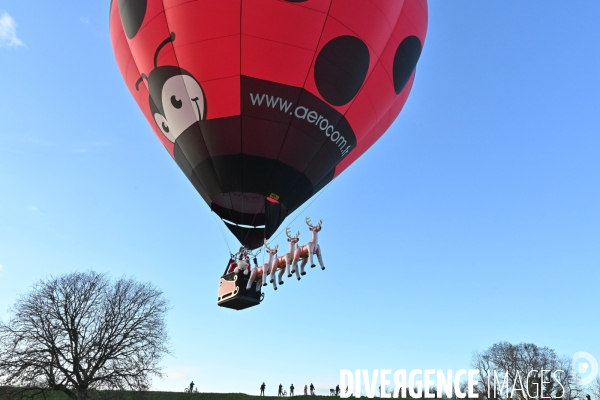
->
[77,388,88,400]
[56,385,77,400]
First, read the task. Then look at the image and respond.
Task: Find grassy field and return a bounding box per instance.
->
[0,390,349,400]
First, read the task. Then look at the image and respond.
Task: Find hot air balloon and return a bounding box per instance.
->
[110,0,427,309]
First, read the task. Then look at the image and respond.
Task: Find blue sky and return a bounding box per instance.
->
[1,0,599,395]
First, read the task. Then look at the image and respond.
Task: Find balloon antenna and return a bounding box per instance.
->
[135,73,148,91]
[134,32,176,91]
[154,32,176,68]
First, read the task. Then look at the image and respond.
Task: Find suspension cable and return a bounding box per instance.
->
[269,181,332,242]
[212,212,232,255]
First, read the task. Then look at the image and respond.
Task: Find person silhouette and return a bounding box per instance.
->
[310,383,315,396]
[261,382,266,396]
[189,381,195,392]
[304,385,308,395]
[336,385,340,396]
[279,383,283,397]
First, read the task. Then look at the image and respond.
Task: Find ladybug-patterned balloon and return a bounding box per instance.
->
[109,0,427,249]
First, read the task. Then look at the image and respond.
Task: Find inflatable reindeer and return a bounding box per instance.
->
[269,228,299,290]
[291,217,325,276]
[284,227,301,280]
[246,240,277,291]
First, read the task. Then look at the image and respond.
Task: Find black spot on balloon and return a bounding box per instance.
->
[393,36,422,95]
[314,36,370,106]
[117,0,147,39]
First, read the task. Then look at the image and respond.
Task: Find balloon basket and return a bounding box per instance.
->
[217,273,263,310]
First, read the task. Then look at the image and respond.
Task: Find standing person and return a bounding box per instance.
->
[279,383,283,397]
[260,382,266,396]
[304,385,308,395]
[189,381,195,393]
[290,384,295,396]
[335,385,340,396]
[310,383,315,396]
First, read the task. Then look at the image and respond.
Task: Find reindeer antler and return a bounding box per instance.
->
[305,217,314,229]
[285,226,301,241]
[306,217,323,230]
[286,227,301,240]
[264,239,278,252]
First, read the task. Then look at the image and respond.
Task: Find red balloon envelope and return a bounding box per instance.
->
[109,0,428,249]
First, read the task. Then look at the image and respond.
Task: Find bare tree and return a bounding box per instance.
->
[471,342,580,400]
[0,271,170,400]
[591,376,600,400]
[448,381,470,400]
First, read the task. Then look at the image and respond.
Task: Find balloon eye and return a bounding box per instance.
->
[171,95,183,109]
[161,121,170,133]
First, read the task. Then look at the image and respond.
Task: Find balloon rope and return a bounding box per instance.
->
[269,181,332,243]
[242,197,263,246]
[212,213,232,255]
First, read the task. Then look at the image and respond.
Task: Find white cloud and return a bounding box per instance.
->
[26,137,55,146]
[80,16,90,25]
[29,205,39,212]
[0,12,24,48]
[156,366,202,390]
[70,141,111,154]
[164,370,187,381]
